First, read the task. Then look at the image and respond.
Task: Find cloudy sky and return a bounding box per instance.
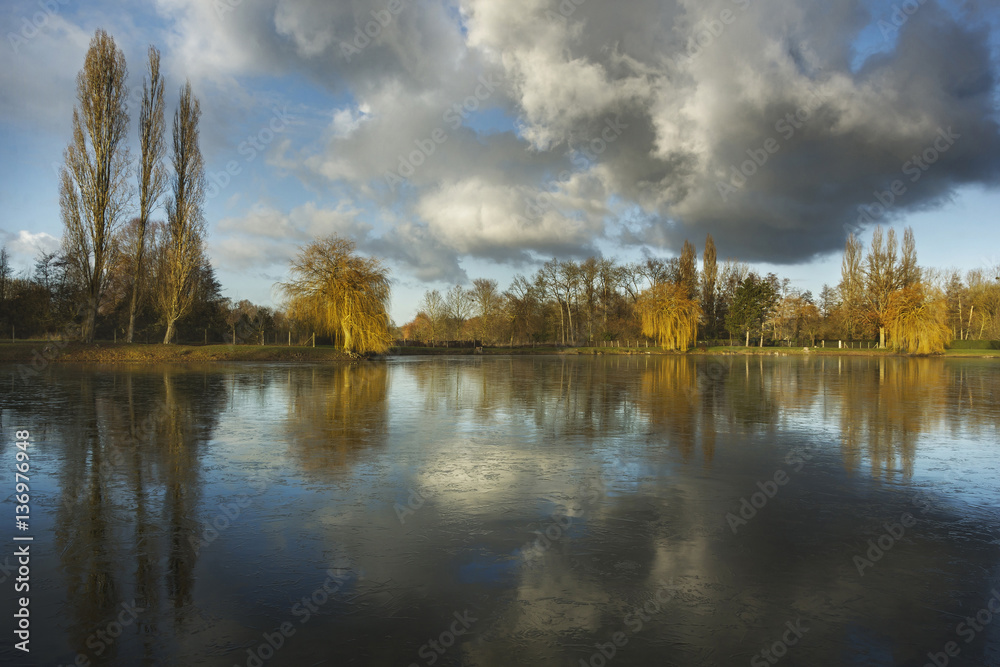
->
[2,0,999,322]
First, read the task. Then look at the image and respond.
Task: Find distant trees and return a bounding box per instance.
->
[59,29,132,342]
[279,235,392,354]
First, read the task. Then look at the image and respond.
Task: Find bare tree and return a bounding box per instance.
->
[470,278,502,343]
[419,290,447,344]
[838,233,864,340]
[863,226,900,348]
[127,46,167,342]
[446,284,473,340]
[159,81,206,344]
[59,29,132,342]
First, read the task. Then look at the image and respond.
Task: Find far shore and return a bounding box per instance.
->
[1,341,998,365]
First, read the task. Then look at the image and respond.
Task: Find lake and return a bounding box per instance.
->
[1,355,999,666]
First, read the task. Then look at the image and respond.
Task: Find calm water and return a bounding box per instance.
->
[1,356,999,667]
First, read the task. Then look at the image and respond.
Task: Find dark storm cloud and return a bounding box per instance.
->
[167,0,1000,276]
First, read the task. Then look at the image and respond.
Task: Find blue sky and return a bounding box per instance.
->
[2,0,999,323]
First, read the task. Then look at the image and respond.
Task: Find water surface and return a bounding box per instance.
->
[1,356,999,666]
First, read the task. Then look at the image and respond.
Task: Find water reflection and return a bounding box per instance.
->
[45,367,226,664]
[285,363,389,472]
[0,357,997,666]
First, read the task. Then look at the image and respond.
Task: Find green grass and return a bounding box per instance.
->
[0,342,355,364]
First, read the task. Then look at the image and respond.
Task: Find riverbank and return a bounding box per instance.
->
[0,342,357,364]
[389,344,1000,358]
[1,341,997,364]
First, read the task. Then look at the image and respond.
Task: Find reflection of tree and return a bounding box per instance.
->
[286,364,389,472]
[406,357,647,440]
[54,366,224,661]
[639,357,699,460]
[837,357,945,479]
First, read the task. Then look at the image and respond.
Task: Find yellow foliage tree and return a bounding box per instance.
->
[279,236,393,354]
[636,282,701,351]
[886,283,950,355]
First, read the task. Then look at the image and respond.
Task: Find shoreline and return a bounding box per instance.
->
[1,341,998,364]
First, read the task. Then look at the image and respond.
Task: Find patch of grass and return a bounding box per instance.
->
[0,342,355,364]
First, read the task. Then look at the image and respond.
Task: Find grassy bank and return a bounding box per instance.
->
[1,341,997,364]
[0,342,355,364]
[393,344,1000,358]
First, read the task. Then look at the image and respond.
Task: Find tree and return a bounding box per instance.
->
[0,246,10,303]
[279,235,392,354]
[418,289,447,343]
[701,234,718,338]
[678,239,698,300]
[128,46,167,342]
[726,274,778,347]
[471,278,502,344]
[60,29,132,342]
[899,227,920,288]
[445,284,473,340]
[886,283,950,354]
[158,81,207,344]
[838,233,864,340]
[863,226,903,349]
[818,284,837,319]
[635,282,700,351]
[718,259,749,341]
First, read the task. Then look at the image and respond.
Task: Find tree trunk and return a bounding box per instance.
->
[126,288,138,343]
[163,319,176,344]
[83,294,98,343]
[879,326,886,349]
[745,330,750,347]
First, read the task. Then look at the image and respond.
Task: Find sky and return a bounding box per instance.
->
[1,0,999,324]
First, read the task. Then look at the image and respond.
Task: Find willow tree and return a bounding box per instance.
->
[886,283,950,355]
[60,29,132,342]
[279,236,392,354]
[158,81,206,344]
[636,282,701,351]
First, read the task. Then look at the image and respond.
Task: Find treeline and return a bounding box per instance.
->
[402,229,1000,352]
[0,243,271,344]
